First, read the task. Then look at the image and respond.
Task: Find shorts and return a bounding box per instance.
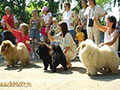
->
[30,29,40,38]
[41,26,50,37]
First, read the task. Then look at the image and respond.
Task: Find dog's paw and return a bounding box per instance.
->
[87,72,97,76]
[5,63,11,67]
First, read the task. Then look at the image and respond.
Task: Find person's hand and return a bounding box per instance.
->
[93,16,97,22]
[80,24,83,29]
[45,26,49,33]
[98,43,105,48]
[70,23,74,27]
[3,20,7,25]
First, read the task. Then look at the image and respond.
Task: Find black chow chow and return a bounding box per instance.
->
[37,43,68,72]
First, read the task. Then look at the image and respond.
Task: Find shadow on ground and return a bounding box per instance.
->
[4,63,42,72]
[43,66,86,75]
[90,70,120,81]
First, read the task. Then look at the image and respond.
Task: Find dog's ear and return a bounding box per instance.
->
[1,43,10,52]
[77,43,86,51]
[81,44,86,49]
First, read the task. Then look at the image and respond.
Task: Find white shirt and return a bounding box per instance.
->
[53,33,76,54]
[84,5,106,19]
[79,8,86,29]
[63,10,74,30]
[104,29,119,51]
[42,13,51,24]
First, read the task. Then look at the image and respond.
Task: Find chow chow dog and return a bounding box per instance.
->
[37,43,67,72]
[78,39,119,76]
[0,40,30,67]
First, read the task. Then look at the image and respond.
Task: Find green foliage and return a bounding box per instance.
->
[96,0,112,7]
[0,0,118,27]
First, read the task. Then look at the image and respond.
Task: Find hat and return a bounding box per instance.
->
[32,9,37,13]
[52,17,57,21]
[42,6,48,11]
[5,6,11,11]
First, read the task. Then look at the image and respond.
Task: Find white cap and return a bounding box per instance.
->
[5,6,11,11]
[41,6,48,11]
[52,17,57,21]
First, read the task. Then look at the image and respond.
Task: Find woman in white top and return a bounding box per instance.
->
[84,0,107,45]
[94,16,119,52]
[62,2,81,41]
[47,21,76,68]
[41,6,52,43]
[79,0,88,39]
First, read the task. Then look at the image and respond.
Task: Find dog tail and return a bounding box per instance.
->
[17,42,27,50]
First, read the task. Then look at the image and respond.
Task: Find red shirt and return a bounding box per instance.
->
[3,14,15,31]
[12,29,31,53]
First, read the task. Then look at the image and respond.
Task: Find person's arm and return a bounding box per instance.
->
[81,18,87,28]
[72,12,81,25]
[93,17,107,32]
[47,29,55,42]
[1,18,5,28]
[3,20,13,32]
[101,31,119,46]
[64,46,70,54]
[98,12,107,19]
[38,17,41,29]
[48,16,52,26]
[41,16,45,26]
[29,18,32,30]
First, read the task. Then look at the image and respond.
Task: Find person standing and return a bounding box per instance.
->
[79,0,87,40]
[41,6,52,44]
[30,9,41,58]
[62,2,81,41]
[84,0,107,45]
[50,17,59,36]
[1,6,18,44]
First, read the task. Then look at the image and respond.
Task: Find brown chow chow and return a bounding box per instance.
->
[0,40,30,67]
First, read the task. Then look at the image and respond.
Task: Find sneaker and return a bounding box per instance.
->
[32,53,35,59]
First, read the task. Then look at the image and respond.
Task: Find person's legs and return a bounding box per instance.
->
[35,30,40,48]
[36,38,40,49]
[32,38,35,52]
[1,31,5,41]
[93,27,100,45]
[87,27,93,41]
[65,50,76,68]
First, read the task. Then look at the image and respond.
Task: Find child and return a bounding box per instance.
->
[76,25,85,46]
[94,16,119,52]
[50,17,59,36]
[3,20,31,53]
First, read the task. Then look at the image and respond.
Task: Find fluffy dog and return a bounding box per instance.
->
[37,43,67,72]
[0,40,30,67]
[78,39,119,76]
